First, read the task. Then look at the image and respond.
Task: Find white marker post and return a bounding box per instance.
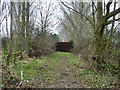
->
[21,70,23,81]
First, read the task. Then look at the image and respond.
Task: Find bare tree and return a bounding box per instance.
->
[59,1,93,59]
[27,0,57,57]
[22,2,25,39]
[96,1,120,67]
[34,0,57,33]
[61,1,120,70]
[26,2,30,52]
[9,2,13,54]
[11,1,34,52]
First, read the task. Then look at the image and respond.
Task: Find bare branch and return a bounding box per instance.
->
[61,2,94,26]
[0,13,10,25]
[105,18,120,25]
[106,7,120,19]
[106,0,113,15]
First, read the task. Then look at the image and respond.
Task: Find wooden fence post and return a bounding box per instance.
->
[5,51,23,66]
[14,53,16,65]
[20,51,23,60]
[7,54,10,66]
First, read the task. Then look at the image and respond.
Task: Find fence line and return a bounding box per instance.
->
[2,51,25,87]
[2,51,24,66]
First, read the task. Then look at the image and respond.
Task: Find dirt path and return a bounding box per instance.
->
[53,56,84,88]
[34,55,85,88]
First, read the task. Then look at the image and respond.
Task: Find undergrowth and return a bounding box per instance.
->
[9,52,119,88]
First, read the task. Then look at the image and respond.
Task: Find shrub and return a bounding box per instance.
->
[28,31,55,58]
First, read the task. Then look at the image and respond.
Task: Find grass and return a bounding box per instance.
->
[9,51,118,88]
[76,69,118,88]
[11,52,70,84]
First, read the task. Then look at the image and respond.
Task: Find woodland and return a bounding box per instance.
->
[0,0,120,88]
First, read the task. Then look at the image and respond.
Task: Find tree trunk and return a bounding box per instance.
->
[92,2,98,71]
[26,2,30,53]
[117,2,120,82]
[17,2,22,51]
[21,2,25,51]
[9,2,13,54]
[118,30,120,88]
[96,2,104,65]
[22,2,25,40]
[6,16,9,51]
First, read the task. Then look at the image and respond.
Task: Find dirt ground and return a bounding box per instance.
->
[31,55,86,88]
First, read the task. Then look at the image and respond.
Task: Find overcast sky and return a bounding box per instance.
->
[1,0,120,37]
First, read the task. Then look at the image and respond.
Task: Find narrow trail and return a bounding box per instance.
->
[34,54,85,88]
[5,52,118,88]
[54,55,84,88]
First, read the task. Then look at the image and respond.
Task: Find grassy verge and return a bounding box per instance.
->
[10,52,72,86]
[76,69,118,88]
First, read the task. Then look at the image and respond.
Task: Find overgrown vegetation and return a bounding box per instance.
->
[59,1,119,81]
[8,52,118,88]
[1,0,120,88]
